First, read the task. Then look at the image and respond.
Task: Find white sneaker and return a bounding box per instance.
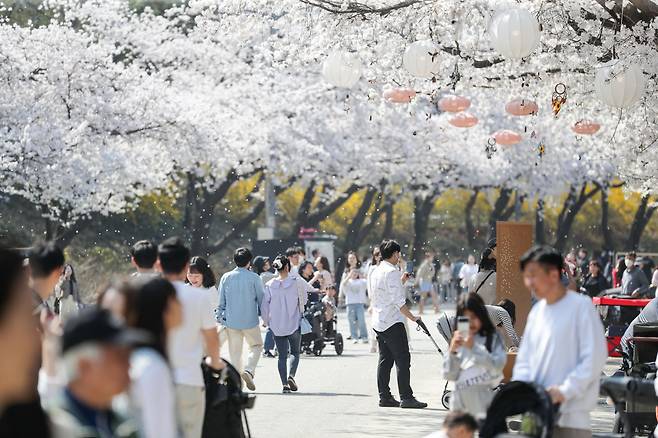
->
[361,339,369,344]
[241,370,256,391]
[353,339,359,344]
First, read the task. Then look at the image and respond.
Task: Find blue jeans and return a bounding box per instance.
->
[263,328,275,352]
[347,303,368,340]
[273,329,301,385]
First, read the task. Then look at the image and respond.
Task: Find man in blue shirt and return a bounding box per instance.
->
[217,247,265,391]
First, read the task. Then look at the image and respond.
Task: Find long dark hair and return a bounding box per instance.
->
[188,256,216,288]
[479,248,496,272]
[298,261,314,280]
[0,247,28,318]
[317,256,331,273]
[131,278,178,360]
[457,292,496,352]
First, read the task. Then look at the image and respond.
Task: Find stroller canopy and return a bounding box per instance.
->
[479,381,556,438]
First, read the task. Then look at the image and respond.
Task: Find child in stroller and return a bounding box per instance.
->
[300,286,344,356]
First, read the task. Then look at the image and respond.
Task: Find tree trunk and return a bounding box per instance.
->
[334,187,385,285]
[535,198,545,245]
[626,195,657,251]
[553,184,601,252]
[380,201,394,241]
[411,193,438,265]
[600,187,614,251]
[487,188,516,241]
[289,183,360,239]
[207,179,292,255]
[185,169,242,256]
[464,190,480,251]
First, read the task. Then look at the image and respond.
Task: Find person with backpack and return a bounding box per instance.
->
[444,293,506,418]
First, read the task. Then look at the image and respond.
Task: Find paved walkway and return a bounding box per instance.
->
[225,311,616,438]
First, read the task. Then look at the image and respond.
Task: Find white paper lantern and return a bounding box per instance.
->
[322,51,361,88]
[403,40,440,79]
[594,62,646,109]
[489,8,540,59]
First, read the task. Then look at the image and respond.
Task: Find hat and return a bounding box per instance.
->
[61,308,151,354]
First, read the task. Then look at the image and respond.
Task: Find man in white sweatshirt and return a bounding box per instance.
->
[513,246,607,438]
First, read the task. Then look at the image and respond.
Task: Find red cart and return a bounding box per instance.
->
[593,296,652,357]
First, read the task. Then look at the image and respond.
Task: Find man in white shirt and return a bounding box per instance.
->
[158,237,222,438]
[513,246,607,438]
[368,239,427,409]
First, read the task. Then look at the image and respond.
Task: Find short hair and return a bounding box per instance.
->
[233,248,252,268]
[188,256,216,288]
[0,247,28,319]
[443,411,478,433]
[295,246,305,256]
[626,251,637,259]
[29,241,65,278]
[285,247,299,257]
[519,245,563,272]
[380,239,401,260]
[130,240,157,269]
[158,237,190,275]
[311,249,319,258]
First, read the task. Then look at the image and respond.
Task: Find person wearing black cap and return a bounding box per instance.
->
[46,308,149,438]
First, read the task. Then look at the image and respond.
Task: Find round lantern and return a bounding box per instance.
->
[572,120,601,135]
[448,112,478,128]
[322,51,361,88]
[403,40,440,79]
[505,98,538,116]
[493,129,522,146]
[490,8,541,59]
[383,88,416,103]
[594,62,645,109]
[438,95,471,112]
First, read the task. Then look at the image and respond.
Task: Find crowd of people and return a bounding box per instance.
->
[1,234,656,438]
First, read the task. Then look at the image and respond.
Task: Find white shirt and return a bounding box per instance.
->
[652,269,658,287]
[130,348,178,438]
[343,278,368,305]
[167,281,216,387]
[199,285,219,319]
[459,263,478,288]
[513,291,607,430]
[368,261,406,332]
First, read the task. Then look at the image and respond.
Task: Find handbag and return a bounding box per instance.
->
[296,279,312,335]
[300,316,313,335]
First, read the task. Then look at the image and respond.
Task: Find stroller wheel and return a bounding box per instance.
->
[335,333,344,356]
[441,390,451,410]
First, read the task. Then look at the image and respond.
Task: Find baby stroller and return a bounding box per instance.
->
[600,376,658,438]
[609,322,658,436]
[479,381,558,438]
[436,313,455,409]
[202,359,256,438]
[300,301,344,356]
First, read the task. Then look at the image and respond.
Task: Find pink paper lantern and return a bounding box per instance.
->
[383,88,416,103]
[505,98,539,116]
[571,120,601,135]
[438,94,471,112]
[448,112,478,128]
[493,129,522,146]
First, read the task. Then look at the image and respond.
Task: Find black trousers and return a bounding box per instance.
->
[375,322,413,400]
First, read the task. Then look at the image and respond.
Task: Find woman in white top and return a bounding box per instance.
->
[314,256,334,292]
[366,247,382,353]
[124,278,182,438]
[186,256,218,316]
[459,255,478,293]
[340,268,369,343]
